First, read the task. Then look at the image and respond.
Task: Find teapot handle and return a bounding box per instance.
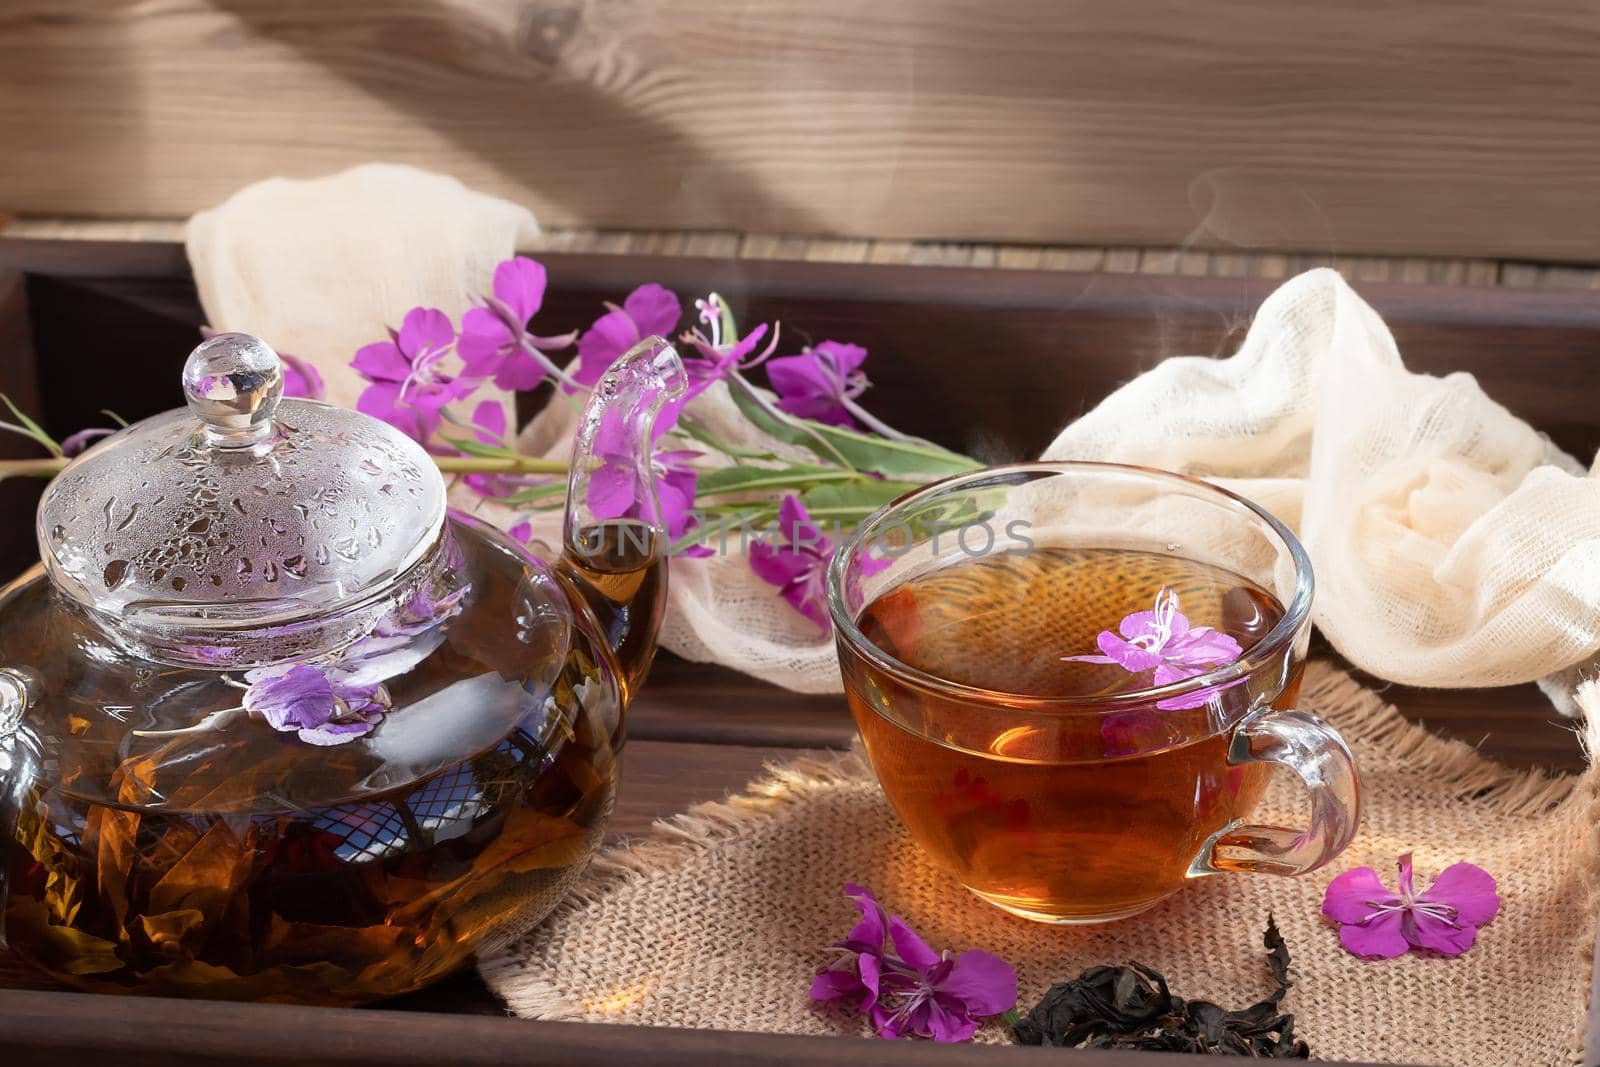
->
[558,338,687,700]
[0,668,40,950]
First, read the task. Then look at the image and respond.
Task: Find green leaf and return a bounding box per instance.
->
[674,416,779,462]
[0,395,62,457]
[724,372,979,480]
[696,463,853,497]
[795,482,921,531]
[801,421,980,480]
[499,481,568,507]
[725,373,854,469]
[440,436,517,460]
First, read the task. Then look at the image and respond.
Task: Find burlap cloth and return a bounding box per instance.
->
[480,665,1598,1064]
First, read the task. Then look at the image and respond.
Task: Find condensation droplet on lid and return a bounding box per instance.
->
[103,559,130,589]
[171,576,187,592]
[1166,543,1180,552]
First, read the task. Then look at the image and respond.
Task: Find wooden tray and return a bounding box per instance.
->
[0,237,1593,1066]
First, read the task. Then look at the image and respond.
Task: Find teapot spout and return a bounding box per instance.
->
[558,337,687,702]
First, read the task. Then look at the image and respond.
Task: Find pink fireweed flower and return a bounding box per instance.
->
[460,401,526,499]
[353,307,473,444]
[748,495,836,631]
[60,427,116,457]
[584,407,704,545]
[573,284,683,389]
[457,257,580,391]
[767,341,869,428]
[812,884,1017,1043]
[1063,587,1244,710]
[750,495,889,632]
[241,664,390,747]
[1323,853,1500,959]
[652,293,780,436]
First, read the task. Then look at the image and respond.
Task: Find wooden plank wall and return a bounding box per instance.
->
[3,0,1600,263]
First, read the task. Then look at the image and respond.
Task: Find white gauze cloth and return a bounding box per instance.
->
[186,167,1600,704]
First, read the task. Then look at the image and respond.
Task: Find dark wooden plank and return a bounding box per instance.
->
[629,659,853,749]
[0,269,43,574]
[5,239,1600,465]
[5,0,1600,265]
[0,985,1422,1067]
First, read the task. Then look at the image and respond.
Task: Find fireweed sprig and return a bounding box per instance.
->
[0,256,979,633]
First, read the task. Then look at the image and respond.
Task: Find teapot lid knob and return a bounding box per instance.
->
[182,332,284,447]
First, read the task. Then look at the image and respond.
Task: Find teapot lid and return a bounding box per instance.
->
[37,334,446,646]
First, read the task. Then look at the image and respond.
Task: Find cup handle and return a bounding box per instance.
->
[1194,706,1361,878]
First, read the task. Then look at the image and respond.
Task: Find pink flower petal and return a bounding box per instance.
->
[781,571,832,632]
[1167,627,1242,666]
[356,381,403,422]
[622,283,682,338]
[508,521,532,544]
[586,461,638,520]
[887,916,941,971]
[494,349,555,393]
[397,307,454,358]
[1117,609,1160,642]
[748,542,814,588]
[1151,662,1206,687]
[810,967,863,1003]
[472,400,507,444]
[814,340,868,377]
[937,950,1017,1017]
[351,341,412,383]
[855,950,881,1012]
[1405,910,1479,956]
[457,307,511,377]
[575,308,640,387]
[1096,631,1163,673]
[923,999,980,1043]
[767,353,837,403]
[841,883,887,953]
[1322,866,1399,923]
[493,256,548,322]
[1338,910,1411,959]
[279,351,326,399]
[1420,862,1500,926]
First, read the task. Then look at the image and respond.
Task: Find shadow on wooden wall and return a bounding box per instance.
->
[2,1,1600,261]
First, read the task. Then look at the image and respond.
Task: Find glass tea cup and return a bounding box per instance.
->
[826,462,1360,924]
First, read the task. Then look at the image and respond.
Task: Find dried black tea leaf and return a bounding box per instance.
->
[1011,916,1309,1057]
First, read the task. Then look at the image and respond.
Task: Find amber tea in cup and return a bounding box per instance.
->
[828,463,1360,924]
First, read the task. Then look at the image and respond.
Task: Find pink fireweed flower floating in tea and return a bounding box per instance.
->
[1322,853,1500,959]
[457,256,581,391]
[241,664,391,747]
[354,307,474,444]
[572,283,683,390]
[767,341,870,428]
[812,884,1017,1042]
[1063,586,1245,710]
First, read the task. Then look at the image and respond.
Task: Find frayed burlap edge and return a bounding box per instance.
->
[479,663,1598,1062]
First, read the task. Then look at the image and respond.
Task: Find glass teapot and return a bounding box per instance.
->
[0,331,686,1003]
